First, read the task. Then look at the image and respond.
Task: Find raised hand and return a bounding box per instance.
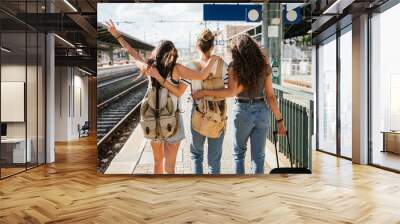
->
[105,19,119,38]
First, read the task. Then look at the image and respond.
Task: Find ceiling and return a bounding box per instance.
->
[0,0,97,74]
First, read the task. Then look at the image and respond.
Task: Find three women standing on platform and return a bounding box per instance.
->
[106,19,286,174]
[193,34,286,174]
[105,20,220,174]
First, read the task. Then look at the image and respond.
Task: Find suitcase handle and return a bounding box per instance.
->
[272,130,293,169]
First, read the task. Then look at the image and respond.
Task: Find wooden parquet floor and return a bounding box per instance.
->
[1,136,400,224]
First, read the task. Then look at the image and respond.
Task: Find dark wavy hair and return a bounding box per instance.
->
[230,34,271,97]
[147,40,178,87]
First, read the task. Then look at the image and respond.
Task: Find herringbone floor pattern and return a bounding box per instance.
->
[1,136,400,223]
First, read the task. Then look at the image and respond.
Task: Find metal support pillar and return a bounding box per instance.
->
[262,1,282,84]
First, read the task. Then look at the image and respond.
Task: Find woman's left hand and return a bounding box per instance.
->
[192,90,206,100]
[277,121,286,136]
[145,66,159,78]
[140,65,150,77]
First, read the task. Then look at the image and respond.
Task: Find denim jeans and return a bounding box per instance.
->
[190,107,225,174]
[232,101,269,174]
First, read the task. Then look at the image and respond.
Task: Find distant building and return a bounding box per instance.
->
[177,48,199,63]
[97,46,151,67]
[212,25,254,62]
[223,25,254,40]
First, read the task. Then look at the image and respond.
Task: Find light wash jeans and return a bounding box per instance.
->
[190,107,225,174]
[232,101,269,174]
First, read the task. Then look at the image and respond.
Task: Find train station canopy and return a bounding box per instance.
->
[97,23,155,51]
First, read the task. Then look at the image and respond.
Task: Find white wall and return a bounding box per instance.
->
[1,65,28,138]
[1,63,46,164]
[54,67,89,141]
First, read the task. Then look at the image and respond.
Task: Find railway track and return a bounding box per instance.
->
[97,70,142,105]
[97,77,148,144]
[97,72,139,88]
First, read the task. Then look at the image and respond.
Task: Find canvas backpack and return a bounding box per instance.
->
[140,84,179,140]
[191,58,227,138]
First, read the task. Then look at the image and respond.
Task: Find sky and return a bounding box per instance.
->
[97,3,262,49]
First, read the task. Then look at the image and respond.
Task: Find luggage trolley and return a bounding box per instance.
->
[270,131,312,174]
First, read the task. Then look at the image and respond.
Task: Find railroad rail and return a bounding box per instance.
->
[97,78,148,144]
[97,72,139,88]
[97,65,142,104]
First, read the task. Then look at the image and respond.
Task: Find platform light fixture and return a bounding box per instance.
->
[76,49,84,55]
[63,0,78,12]
[323,0,341,14]
[322,0,355,15]
[54,34,75,48]
[1,47,11,53]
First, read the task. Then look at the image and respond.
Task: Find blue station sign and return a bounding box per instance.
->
[203,4,262,22]
[283,5,302,25]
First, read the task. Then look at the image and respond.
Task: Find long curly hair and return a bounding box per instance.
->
[230,34,271,97]
[147,40,178,87]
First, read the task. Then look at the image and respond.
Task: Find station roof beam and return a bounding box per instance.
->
[97,23,155,51]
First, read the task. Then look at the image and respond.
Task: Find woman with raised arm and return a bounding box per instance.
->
[105,20,219,174]
[193,34,286,174]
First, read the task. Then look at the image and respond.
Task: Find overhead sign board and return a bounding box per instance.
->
[203,4,262,22]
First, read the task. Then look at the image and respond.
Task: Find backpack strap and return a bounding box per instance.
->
[214,58,224,79]
[155,85,160,138]
[155,86,160,117]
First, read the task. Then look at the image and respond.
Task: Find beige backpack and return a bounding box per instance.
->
[140,85,179,140]
[191,59,227,138]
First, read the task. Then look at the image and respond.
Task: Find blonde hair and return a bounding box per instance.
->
[197,28,215,53]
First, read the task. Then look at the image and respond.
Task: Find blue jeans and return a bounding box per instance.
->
[190,108,225,174]
[232,101,269,174]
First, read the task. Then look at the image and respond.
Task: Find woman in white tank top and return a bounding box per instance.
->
[186,29,228,175]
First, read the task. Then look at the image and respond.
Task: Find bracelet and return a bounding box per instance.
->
[115,35,123,40]
[276,118,284,123]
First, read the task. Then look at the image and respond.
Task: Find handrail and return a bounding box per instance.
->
[97,102,142,147]
[272,84,314,101]
[269,84,314,171]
